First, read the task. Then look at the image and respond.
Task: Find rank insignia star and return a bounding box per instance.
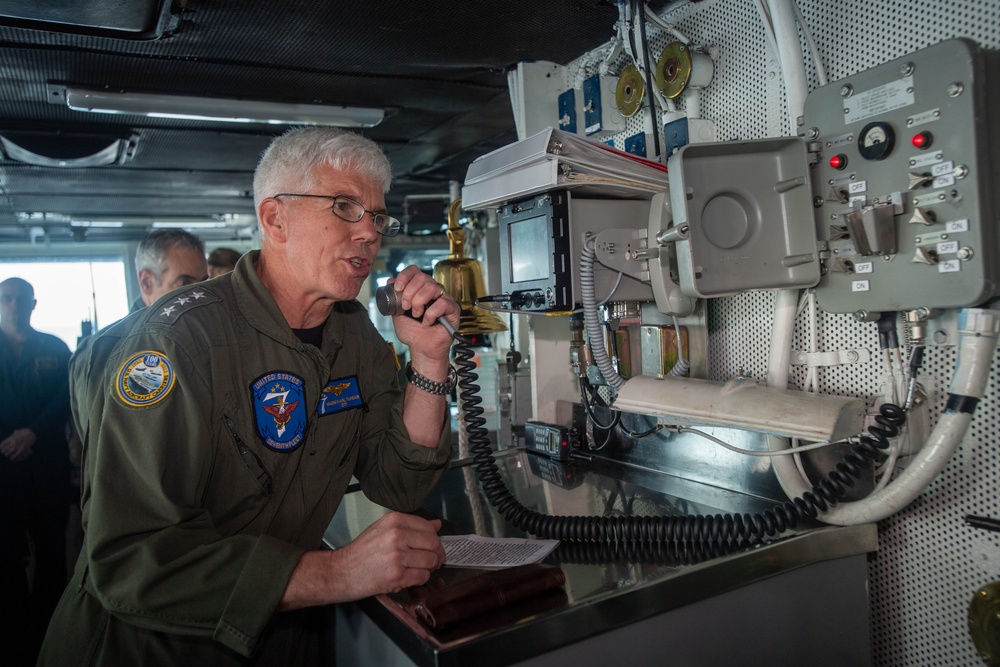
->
[147,287,219,324]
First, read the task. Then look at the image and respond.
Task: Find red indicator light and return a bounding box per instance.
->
[829,154,847,170]
[912,131,932,149]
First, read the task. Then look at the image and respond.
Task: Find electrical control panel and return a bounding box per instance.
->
[805,38,1000,313]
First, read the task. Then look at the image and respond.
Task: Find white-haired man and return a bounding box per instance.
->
[42,127,458,665]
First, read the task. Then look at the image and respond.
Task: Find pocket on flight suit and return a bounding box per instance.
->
[224,415,273,495]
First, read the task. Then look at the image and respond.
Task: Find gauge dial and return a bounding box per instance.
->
[857,121,895,161]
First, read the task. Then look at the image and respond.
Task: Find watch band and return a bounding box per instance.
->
[405,362,457,395]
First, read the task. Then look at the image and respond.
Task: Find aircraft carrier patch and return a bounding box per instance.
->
[115,350,176,408]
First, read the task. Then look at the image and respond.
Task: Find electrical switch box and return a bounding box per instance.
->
[557,88,579,135]
[663,116,718,157]
[663,116,690,157]
[805,38,1000,313]
[624,132,648,157]
[666,137,821,298]
[582,73,627,139]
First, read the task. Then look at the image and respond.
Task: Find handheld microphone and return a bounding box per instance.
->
[375,285,457,337]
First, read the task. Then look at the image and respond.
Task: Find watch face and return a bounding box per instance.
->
[858,121,895,161]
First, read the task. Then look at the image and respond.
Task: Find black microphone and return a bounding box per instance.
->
[375,285,457,337]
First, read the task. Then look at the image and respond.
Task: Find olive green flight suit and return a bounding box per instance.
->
[40,251,450,665]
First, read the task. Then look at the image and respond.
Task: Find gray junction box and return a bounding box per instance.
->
[667,137,820,298]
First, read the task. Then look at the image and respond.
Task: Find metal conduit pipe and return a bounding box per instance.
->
[769,308,1000,525]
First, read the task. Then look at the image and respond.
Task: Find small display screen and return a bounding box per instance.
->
[508,214,550,283]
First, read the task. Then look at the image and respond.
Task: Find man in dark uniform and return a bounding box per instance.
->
[40,127,458,665]
[0,277,72,666]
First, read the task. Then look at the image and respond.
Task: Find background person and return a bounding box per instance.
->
[207,246,243,278]
[132,228,209,311]
[0,277,72,666]
[41,127,459,665]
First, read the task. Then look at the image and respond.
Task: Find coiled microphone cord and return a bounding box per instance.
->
[453,328,906,546]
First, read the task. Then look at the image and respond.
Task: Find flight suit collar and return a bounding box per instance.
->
[230,250,348,356]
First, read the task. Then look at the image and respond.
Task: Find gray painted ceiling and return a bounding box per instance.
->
[0,0,652,244]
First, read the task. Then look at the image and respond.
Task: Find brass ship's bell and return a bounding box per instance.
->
[433,199,506,336]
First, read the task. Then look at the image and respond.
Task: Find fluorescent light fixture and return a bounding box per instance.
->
[70,220,124,228]
[59,86,384,128]
[152,220,228,229]
[61,214,257,232]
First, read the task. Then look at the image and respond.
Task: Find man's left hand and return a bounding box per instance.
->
[0,427,37,462]
[387,265,460,360]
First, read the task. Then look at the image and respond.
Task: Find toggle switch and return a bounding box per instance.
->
[912,247,939,265]
[908,207,937,225]
[843,203,896,257]
[908,172,934,190]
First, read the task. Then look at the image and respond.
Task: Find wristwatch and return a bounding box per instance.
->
[405,362,458,395]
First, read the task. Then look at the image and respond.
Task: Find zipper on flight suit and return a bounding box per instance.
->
[224,416,273,495]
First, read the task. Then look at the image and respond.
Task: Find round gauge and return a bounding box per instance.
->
[857,121,895,161]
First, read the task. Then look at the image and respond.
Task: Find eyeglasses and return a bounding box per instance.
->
[273,193,401,237]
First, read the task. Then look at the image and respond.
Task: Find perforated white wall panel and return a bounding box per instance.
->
[560,1,1000,664]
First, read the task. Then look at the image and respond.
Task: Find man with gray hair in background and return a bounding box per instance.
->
[42,127,458,665]
[131,228,209,311]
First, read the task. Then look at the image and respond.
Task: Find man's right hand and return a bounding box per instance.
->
[278,512,445,611]
[339,512,446,595]
[0,427,36,462]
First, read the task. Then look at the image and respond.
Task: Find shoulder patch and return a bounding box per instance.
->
[251,371,307,452]
[147,288,220,325]
[115,351,176,407]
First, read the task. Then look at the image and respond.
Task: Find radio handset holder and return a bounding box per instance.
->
[644,190,697,317]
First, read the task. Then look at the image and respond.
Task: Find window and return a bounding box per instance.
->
[0,260,130,351]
